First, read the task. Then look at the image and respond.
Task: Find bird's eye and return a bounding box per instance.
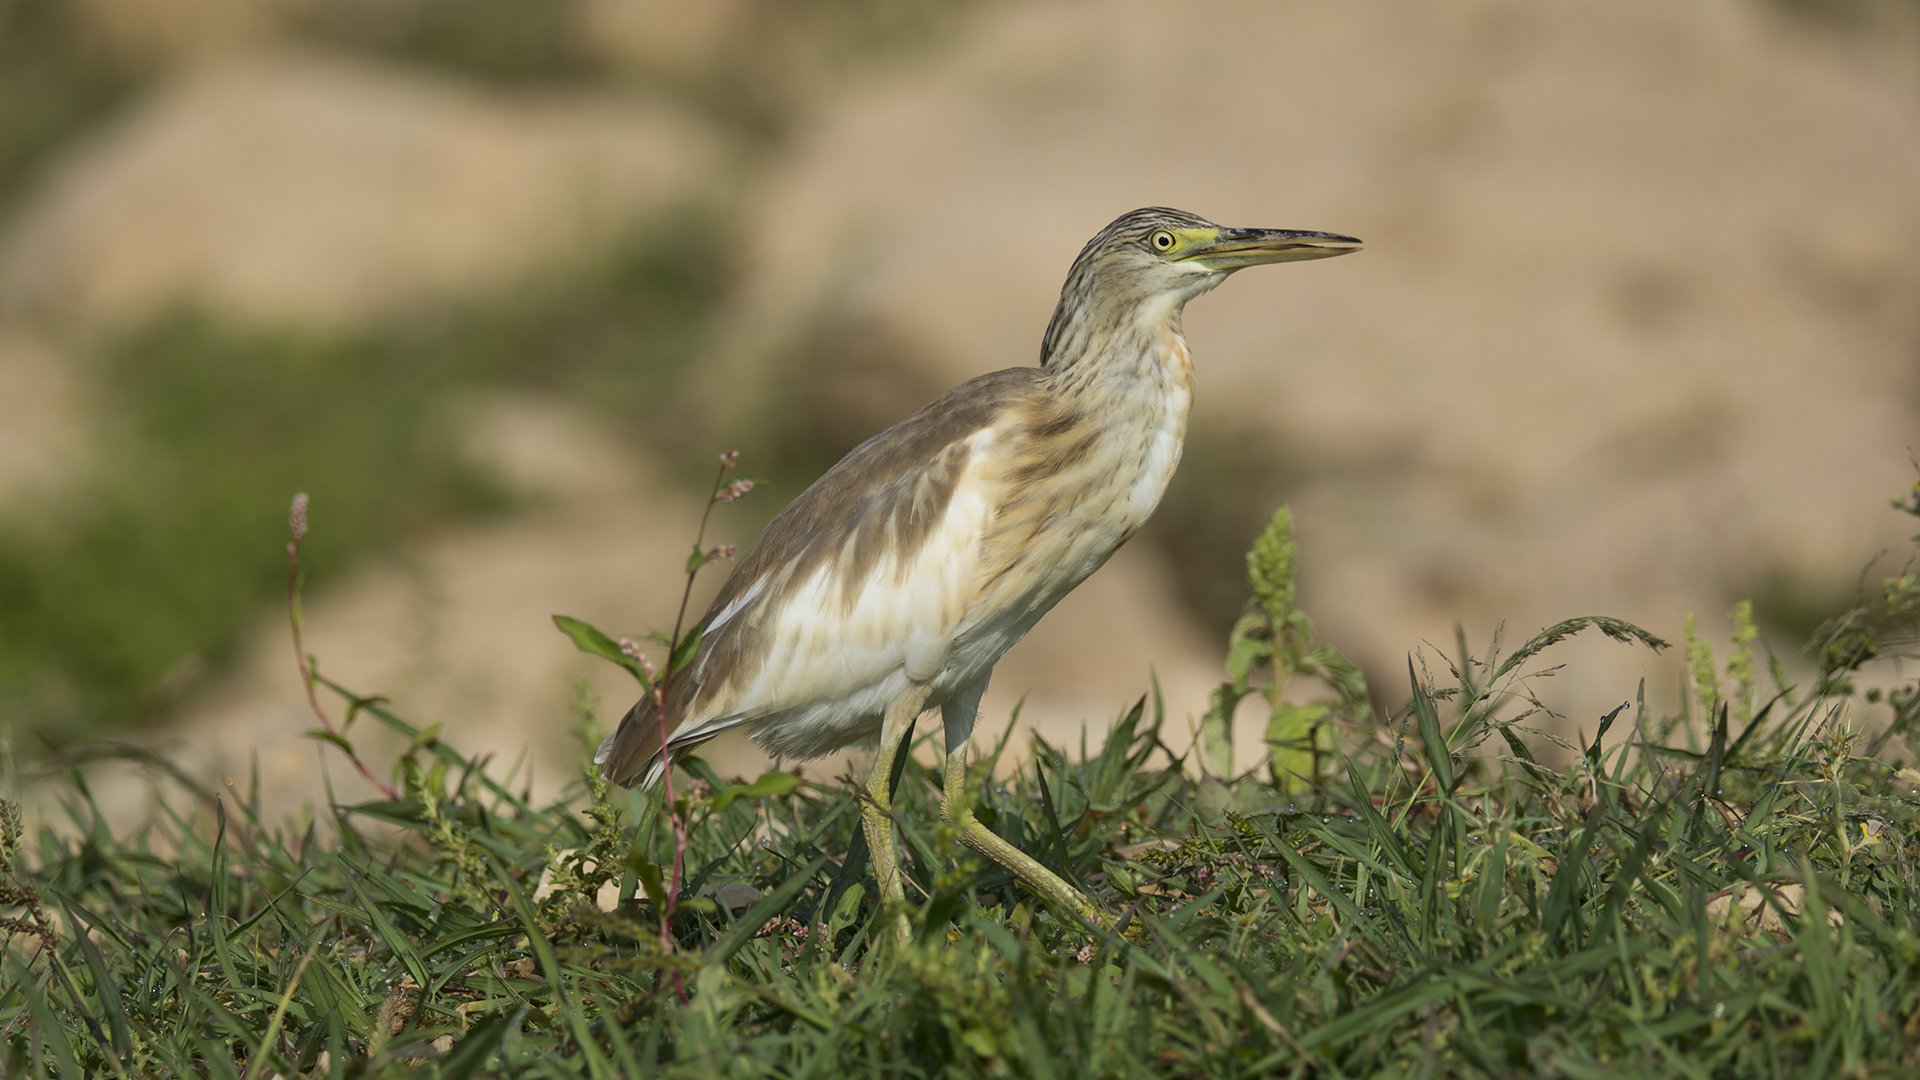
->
[1150,230,1176,252]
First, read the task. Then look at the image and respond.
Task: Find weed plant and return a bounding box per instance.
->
[4,489,1920,1077]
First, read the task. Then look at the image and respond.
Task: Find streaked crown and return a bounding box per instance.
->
[1039,207,1360,369]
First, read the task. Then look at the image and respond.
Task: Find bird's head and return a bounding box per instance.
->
[1041,207,1360,368]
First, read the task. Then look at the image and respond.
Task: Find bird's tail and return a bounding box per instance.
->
[595,698,670,790]
[596,697,740,790]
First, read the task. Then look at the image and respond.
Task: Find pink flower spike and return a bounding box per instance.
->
[718,479,755,503]
[718,545,738,560]
[289,492,309,540]
[617,637,659,679]
[719,449,740,469]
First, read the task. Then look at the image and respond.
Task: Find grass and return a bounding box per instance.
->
[4,488,1920,1078]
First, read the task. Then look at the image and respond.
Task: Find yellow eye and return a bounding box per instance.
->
[1150,230,1176,253]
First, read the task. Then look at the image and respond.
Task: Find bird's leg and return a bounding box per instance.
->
[942,750,1109,931]
[862,687,927,943]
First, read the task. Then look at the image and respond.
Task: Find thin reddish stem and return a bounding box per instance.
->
[285,497,398,801]
[649,456,738,999]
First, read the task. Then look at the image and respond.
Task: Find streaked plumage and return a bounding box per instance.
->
[598,208,1360,930]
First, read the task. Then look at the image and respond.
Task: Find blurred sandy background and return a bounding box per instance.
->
[2,0,1917,825]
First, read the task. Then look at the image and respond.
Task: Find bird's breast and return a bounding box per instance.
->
[960,335,1194,654]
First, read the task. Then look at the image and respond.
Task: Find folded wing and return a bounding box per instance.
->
[595,368,1040,787]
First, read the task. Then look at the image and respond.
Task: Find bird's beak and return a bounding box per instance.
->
[1179,227,1363,271]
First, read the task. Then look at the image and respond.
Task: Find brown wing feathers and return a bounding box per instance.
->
[597,367,1041,787]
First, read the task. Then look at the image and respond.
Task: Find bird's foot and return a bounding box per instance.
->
[957,819,1110,932]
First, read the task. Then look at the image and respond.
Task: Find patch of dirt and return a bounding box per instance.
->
[0,49,724,327]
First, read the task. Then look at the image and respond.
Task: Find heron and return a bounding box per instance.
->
[597,207,1360,932]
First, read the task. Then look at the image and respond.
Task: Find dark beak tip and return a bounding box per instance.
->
[1243,229,1362,249]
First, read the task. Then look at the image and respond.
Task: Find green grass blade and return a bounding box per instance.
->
[1542,808,1607,948]
[1344,758,1415,881]
[1476,828,1508,928]
[1407,661,1454,793]
[54,898,131,1059]
[1034,756,1081,888]
[8,959,84,1080]
[1271,838,1382,945]
[1589,824,1655,946]
[491,860,609,1073]
[341,862,433,994]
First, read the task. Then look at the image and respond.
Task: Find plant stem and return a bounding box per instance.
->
[650,458,735,998]
[285,498,397,800]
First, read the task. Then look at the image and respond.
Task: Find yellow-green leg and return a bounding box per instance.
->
[862,688,926,943]
[942,752,1109,931]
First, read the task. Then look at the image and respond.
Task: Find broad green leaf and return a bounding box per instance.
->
[552,613,655,690]
[1224,616,1270,688]
[1265,702,1329,791]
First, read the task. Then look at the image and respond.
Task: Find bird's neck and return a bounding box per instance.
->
[1026,298,1196,542]
[982,298,1194,598]
[1039,294,1195,408]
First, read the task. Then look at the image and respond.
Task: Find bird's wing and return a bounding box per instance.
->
[596,367,1042,787]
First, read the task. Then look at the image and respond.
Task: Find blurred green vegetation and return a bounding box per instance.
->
[1767,0,1920,32]
[0,219,732,741]
[1751,567,1866,650]
[295,0,599,85]
[292,0,976,139]
[0,0,139,212]
[1150,428,1312,635]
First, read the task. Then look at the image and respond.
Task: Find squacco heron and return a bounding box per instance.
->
[597,207,1360,932]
